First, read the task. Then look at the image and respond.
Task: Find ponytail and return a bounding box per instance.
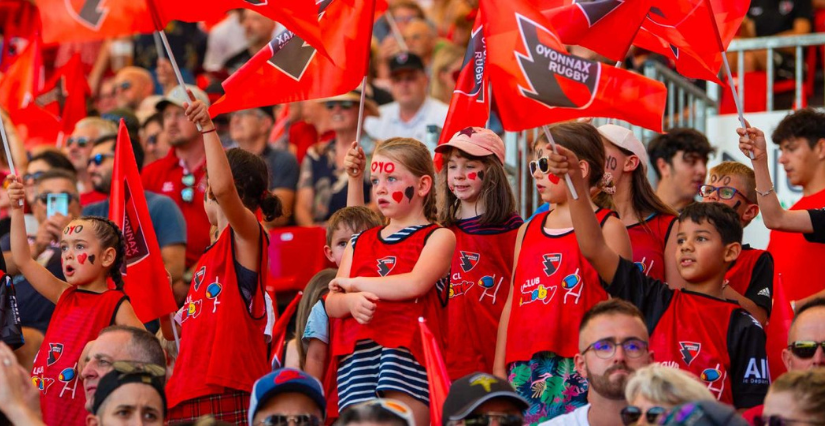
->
[79,216,126,290]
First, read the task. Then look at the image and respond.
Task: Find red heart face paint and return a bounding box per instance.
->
[548,173,560,184]
[392,192,404,203]
[77,253,88,264]
[467,172,477,180]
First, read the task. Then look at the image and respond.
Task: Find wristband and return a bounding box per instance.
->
[201,128,217,134]
[755,185,774,197]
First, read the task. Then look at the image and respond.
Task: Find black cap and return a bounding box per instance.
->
[442,373,528,426]
[389,52,425,75]
[92,368,167,416]
[661,401,749,426]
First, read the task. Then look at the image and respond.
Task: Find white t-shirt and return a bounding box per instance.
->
[363,97,449,142]
[539,404,590,426]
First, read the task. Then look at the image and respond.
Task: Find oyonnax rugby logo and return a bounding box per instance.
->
[377,256,397,277]
[679,341,701,366]
[515,14,601,110]
[459,251,481,272]
[576,0,624,27]
[66,0,108,29]
[267,0,333,80]
[454,24,486,102]
[542,253,562,276]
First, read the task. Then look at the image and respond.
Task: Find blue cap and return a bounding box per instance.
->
[248,368,326,426]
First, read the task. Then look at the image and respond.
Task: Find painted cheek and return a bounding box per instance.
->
[548,173,560,184]
[467,172,477,180]
[404,186,414,201]
[392,192,404,203]
[77,253,88,264]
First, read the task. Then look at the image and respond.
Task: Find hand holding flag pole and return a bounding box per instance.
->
[156,30,202,132]
[542,125,578,200]
[0,114,22,207]
[721,54,754,160]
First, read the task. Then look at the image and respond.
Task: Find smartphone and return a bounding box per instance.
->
[46,193,69,218]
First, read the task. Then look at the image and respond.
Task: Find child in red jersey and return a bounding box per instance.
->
[433,127,523,380]
[6,178,143,426]
[597,125,680,285]
[165,98,282,424]
[700,161,773,325]
[493,122,632,424]
[546,144,770,410]
[326,138,456,426]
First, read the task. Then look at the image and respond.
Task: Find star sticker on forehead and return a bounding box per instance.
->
[458,127,478,137]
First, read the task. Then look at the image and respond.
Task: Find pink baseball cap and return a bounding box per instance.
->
[435,127,505,164]
[597,124,649,172]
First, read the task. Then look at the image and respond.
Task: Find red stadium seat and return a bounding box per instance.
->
[267,226,335,295]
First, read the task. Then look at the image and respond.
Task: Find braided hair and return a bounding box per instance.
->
[79,216,126,290]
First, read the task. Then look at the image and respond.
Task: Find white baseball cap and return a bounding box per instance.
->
[597,124,648,171]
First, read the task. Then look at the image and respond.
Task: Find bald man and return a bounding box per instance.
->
[113,66,155,112]
[403,19,437,70]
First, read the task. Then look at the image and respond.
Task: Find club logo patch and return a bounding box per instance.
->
[459,251,481,272]
[542,253,562,276]
[377,256,397,277]
[679,341,701,366]
[47,343,64,366]
[193,266,206,291]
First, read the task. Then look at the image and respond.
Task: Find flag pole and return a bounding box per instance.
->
[542,125,579,200]
[385,10,409,52]
[0,113,22,206]
[721,54,754,159]
[153,32,166,60]
[355,0,379,145]
[169,313,180,352]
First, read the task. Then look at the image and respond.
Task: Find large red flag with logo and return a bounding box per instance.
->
[210,0,381,116]
[480,0,666,132]
[35,54,90,135]
[109,120,177,323]
[0,37,41,114]
[766,273,791,381]
[438,11,489,147]
[541,0,652,63]
[633,0,749,82]
[419,317,451,426]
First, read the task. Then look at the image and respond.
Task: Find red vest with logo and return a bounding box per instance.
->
[33,287,126,426]
[725,246,765,295]
[649,291,739,405]
[626,213,676,282]
[446,220,521,380]
[166,226,270,408]
[767,189,825,301]
[331,224,445,365]
[506,210,613,363]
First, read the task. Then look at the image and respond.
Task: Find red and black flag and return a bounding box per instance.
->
[36,54,91,135]
[210,0,382,116]
[481,0,666,132]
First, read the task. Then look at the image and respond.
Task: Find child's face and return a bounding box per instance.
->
[532,143,564,203]
[370,153,426,218]
[325,225,356,267]
[701,173,755,225]
[446,153,486,203]
[674,219,738,283]
[60,220,109,286]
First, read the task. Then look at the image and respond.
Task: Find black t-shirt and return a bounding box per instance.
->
[805,208,825,243]
[1,234,59,334]
[607,258,770,408]
[748,0,813,37]
[738,246,774,316]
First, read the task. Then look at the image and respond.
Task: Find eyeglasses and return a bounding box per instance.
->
[114,81,132,93]
[111,360,166,379]
[37,191,78,204]
[146,134,158,146]
[582,338,649,359]
[23,171,45,182]
[353,399,415,426]
[529,157,551,175]
[698,185,748,202]
[324,101,355,110]
[181,173,196,203]
[67,136,92,148]
[754,416,825,426]
[255,414,321,426]
[620,406,667,425]
[787,341,825,359]
[87,153,115,167]
[461,413,523,426]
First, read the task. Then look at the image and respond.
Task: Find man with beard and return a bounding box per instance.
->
[542,300,652,426]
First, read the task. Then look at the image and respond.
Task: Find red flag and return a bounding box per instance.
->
[0,37,41,114]
[270,291,303,368]
[633,0,749,82]
[419,317,450,426]
[109,120,177,323]
[766,273,791,381]
[35,54,90,134]
[481,0,666,132]
[210,0,382,116]
[541,0,652,63]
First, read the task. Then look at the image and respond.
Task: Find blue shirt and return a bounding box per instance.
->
[83,191,187,248]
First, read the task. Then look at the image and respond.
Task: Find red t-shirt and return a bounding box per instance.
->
[32,288,126,426]
[767,188,825,301]
[166,226,270,408]
[506,209,614,363]
[141,149,211,268]
[79,190,108,207]
[724,245,774,316]
[626,213,676,282]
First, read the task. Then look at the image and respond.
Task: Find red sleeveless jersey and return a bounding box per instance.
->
[331,224,446,365]
[446,215,523,380]
[626,213,676,282]
[650,291,742,405]
[32,287,126,426]
[166,226,270,408]
[505,210,614,363]
[725,246,767,296]
[768,189,825,301]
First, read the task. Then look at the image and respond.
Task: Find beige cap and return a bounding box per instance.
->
[155,85,210,112]
[597,124,648,171]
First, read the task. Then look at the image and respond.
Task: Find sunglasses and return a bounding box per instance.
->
[787,341,825,359]
[88,153,115,166]
[37,191,78,204]
[582,338,649,359]
[529,157,551,175]
[461,413,523,426]
[112,360,166,379]
[181,173,196,203]
[23,171,45,182]
[324,100,355,110]
[698,185,749,202]
[754,416,825,426]
[621,406,667,425]
[67,137,92,148]
[255,414,321,426]
[146,134,158,146]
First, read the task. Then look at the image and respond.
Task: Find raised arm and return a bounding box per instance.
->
[331,228,456,301]
[5,178,68,304]
[345,141,367,207]
[546,146,621,283]
[738,126,814,232]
